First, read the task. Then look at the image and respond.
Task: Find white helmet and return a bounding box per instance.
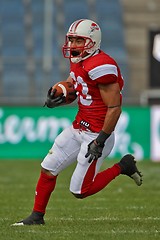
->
[62,19,101,63]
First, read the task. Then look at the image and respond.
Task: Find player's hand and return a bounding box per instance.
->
[44,87,66,108]
[85,140,104,163]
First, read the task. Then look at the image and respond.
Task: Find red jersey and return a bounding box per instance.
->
[70,50,124,133]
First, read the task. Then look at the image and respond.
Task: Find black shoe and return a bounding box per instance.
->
[12,211,45,226]
[118,154,143,186]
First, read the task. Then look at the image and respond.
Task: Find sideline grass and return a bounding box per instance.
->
[0,159,160,240]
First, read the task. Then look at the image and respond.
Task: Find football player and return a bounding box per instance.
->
[13,19,142,225]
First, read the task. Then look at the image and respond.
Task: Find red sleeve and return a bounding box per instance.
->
[95,74,117,85]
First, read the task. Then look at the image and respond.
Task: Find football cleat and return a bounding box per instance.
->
[12,211,45,226]
[118,154,143,186]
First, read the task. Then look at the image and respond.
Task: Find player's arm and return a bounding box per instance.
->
[85,82,122,163]
[99,82,122,134]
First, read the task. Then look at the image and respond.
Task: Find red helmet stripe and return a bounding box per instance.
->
[70,19,84,33]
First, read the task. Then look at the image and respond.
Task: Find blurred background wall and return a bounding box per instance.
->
[0,0,159,106]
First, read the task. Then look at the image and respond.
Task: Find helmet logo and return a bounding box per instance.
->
[90,23,99,32]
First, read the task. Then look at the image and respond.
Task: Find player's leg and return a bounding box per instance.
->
[70,131,142,199]
[12,126,80,226]
[70,132,119,198]
[13,170,57,226]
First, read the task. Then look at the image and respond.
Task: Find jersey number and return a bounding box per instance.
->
[70,72,93,106]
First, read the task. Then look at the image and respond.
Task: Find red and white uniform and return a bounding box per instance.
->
[41,50,123,195]
[22,20,125,218]
[71,50,124,132]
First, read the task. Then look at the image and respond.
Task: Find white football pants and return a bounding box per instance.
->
[41,125,115,194]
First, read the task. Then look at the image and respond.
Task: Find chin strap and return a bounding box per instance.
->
[70,57,82,63]
[70,49,99,63]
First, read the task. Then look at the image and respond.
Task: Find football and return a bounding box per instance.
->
[51,81,77,104]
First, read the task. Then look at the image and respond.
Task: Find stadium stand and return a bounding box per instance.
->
[0,0,129,105]
[122,0,160,103]
[64,0,89,29]
[1,3,25,57]
[31,0,44,58]
[1,0,27,102]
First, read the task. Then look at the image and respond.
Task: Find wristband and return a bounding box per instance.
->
[96,130,111,145]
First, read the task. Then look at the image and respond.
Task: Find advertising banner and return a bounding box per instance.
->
[110,107,150,160]
[151,106,160,161]
[0,106,154,161]
[0,106,77,159]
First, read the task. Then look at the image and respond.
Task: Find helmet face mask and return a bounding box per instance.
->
[63,36,95,59]
[62,19,101,63]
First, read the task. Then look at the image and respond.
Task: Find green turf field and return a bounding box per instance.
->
[0,159,160,240]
